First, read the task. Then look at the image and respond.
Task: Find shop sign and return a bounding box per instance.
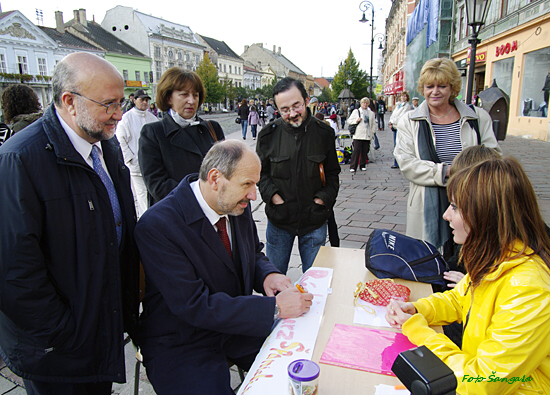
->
[495,40,518,57]
[125,80,142,87]
[467,49,487,64]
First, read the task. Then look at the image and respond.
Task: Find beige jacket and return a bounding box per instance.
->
[348,107,376,141]
[394,99,501,240]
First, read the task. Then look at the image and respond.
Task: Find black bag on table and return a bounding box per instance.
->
[365,229,450,287]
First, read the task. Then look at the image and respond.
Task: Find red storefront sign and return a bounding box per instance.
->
[467,49,487,64]
[383,80,404,95]
[495,40,518,57]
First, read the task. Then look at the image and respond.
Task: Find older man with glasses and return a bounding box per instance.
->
[256,77,341,275]
[0,52,140,395]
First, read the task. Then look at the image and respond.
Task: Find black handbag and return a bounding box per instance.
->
[348,123,357,135]
[235,117,241,124]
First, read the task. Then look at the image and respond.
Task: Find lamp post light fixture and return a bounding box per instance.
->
[359,1,375,98]
[465,0,492,105]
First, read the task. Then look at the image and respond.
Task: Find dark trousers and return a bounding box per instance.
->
[143,334,265,395]
[350,139,370,170]
[23,380,112,395]
[376,113,385,130]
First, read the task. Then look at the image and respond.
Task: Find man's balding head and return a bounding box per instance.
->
[53,53,122,107]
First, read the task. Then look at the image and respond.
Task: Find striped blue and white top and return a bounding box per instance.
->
[432,120,462,163]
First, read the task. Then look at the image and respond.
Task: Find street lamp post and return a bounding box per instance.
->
[359,1,374,99]
[465,0,492,104]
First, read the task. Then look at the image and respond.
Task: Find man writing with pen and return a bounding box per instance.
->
[134,140,313,395]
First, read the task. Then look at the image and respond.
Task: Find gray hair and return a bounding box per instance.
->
[360,97,370,105]
[52,60,79,107]
[199,140,254,181]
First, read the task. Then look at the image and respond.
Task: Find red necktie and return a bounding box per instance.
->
[216,217,232,259]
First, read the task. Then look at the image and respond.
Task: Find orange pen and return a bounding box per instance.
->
[394,384,407,390]
[296,284,307,293]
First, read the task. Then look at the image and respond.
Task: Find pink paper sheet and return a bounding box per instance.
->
[320,324,416,376]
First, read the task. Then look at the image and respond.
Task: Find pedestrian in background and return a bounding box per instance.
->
[248,104,260,140]
[389,92,413,169]
[148,102,159,117]
[258,100,267,128]
[116,89,158,218]
[347,97,376,172]
[1,84,43,134]
[238,98,249,139]
[376,95,387,131]
[266,98,276,122]
[338,103,347,129]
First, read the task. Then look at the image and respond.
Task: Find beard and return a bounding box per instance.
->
[76,98,117,141]
[284,112,305,128]
[217,184,250,216]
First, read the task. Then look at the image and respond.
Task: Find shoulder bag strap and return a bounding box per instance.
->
[206,121,218,142]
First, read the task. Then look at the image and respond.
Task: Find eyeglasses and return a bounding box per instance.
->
[280,101,305,116]
[70,91,126,114]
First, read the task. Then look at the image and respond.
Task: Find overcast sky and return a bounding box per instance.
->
[5,0,391,79]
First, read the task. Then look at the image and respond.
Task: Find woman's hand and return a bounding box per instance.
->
[443,271,465,288]
[386,299,416,329]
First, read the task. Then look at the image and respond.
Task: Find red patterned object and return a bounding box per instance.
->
[354,279,410,306]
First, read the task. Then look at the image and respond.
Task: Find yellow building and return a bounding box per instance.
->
[452,7,550,141]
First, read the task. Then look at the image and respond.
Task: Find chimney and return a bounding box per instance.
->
[55,11,64,34]
[244,45,249,52]
[79,9,87,26]
[73,10,79,22]
[258,61,261,69]
[273,45,276,52]
[278,47,281,55]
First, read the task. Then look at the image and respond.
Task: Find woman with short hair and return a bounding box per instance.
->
[347,97,375,172]
[139,67,224,206]
[394,58,501,249]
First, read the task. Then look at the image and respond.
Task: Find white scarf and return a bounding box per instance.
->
[169,108,200,128]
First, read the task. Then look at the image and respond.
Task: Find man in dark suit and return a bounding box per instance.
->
[0,52,140,395]
[135,140,313,395]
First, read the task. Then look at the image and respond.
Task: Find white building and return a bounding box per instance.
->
[101,6,205,96]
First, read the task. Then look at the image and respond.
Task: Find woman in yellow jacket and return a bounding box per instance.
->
[386,156,550,395]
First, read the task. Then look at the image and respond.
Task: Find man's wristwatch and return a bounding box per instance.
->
[273,303,280,321]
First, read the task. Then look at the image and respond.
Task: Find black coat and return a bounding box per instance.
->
[139,113,224,206]
[0,104,140,383]
[256,110,341,236]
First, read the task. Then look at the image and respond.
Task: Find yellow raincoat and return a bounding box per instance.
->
[402,242,550,394]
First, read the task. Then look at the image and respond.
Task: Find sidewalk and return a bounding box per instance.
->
[1,114,549,394]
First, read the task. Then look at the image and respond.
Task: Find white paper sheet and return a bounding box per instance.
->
[353,299,392,328]
[374,383,410,394]
[237,267,333,395]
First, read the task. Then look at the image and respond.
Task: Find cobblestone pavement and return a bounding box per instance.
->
[1,112,548,394]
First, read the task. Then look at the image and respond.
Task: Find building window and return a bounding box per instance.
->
[178,62,184,68]
[492,57,514,97]
[195,55,200,64]
[154,46,161,58]
[37,57,47,76]
[168,50,174,59]
[168,62,175,68]
[459,6,465,41]
[135,71,140,81]
[520,46,550,118]
[224,64,226,73]
[186,53,190,62]
[0,54,6,73]
[177,51,183,60]
[17,55,28,74]
[123,70,129,80]
[155,61,162,81]
[144,71,149,81]
[229,65,232,74]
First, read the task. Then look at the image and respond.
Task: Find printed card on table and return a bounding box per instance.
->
[237,267,333,395]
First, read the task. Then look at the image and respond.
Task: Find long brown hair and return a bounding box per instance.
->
[447,157,550,287]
